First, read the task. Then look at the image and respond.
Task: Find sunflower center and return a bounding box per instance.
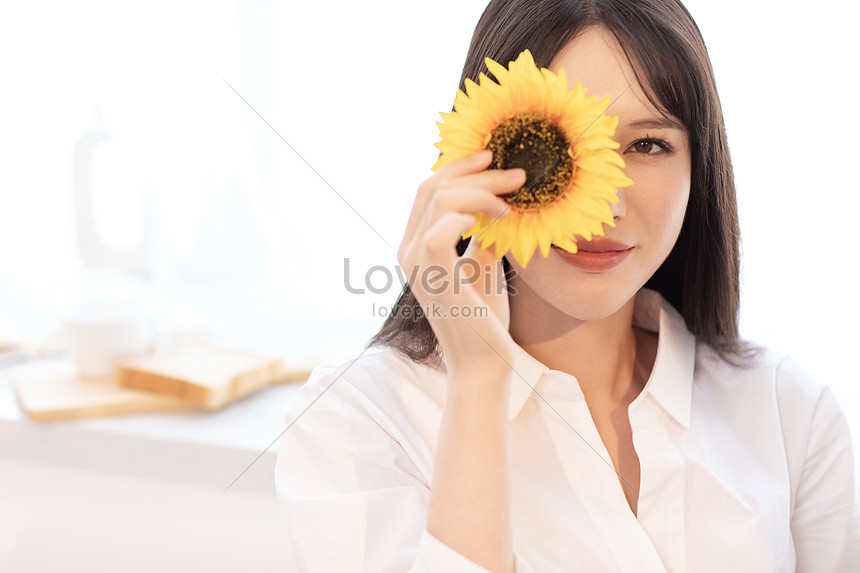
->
[486,113,574,210]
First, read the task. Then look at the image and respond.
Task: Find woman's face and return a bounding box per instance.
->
[506,25,691,322]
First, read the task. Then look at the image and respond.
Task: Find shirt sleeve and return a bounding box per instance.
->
[784,365,860,571]
[274,368,533,573]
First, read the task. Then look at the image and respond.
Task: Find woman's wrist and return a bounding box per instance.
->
[447,361,511,388]
[446,365,511,412]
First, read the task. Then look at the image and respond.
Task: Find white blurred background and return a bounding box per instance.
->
[0,0,858,402]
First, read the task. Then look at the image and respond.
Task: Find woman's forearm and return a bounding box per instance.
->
[426,369,514,573]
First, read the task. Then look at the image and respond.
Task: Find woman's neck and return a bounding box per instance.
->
[508,287,654,406]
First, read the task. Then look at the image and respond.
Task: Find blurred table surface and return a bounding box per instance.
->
[0,310,380,493]
[0,361,302,493]
[0,314,383,572]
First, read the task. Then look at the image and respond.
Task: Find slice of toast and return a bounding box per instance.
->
[117,344,285,410]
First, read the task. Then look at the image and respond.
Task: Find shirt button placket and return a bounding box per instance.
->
[631,397,688,571]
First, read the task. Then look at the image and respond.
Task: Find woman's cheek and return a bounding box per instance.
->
[629,165,690,258]
[657,170,691,249]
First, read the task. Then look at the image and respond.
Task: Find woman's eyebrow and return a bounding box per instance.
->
[625,116,684,130]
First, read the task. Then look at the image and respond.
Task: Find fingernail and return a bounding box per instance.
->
[475,150,493,161]
[495,200,511,217]
[507,168,526,180]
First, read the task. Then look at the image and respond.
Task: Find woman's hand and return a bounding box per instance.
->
[397,150,526,379]
[399,149,526,573]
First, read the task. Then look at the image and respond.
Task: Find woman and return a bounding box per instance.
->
[275,0,860,571]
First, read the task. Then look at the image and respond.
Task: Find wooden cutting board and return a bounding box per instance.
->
[11,361,190,422]
[12,348,323,422]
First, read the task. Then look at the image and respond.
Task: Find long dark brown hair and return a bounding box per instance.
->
[369,0,756,367]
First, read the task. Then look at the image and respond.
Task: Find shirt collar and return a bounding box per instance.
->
[505,288,696,428]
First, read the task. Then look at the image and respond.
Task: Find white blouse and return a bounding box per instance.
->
[274,288,860,572]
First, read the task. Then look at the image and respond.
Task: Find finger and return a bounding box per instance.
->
[408,168,525,247]
[434,149,495,181]
[411,151,494,220]
[401,189,502,268]
[404,170,518,254]
[416,165,525,220]
[421,212,477,270]
[427,187,512,220]
[462,235,507,289]
[410,188,507,268]
[441,167,527,198]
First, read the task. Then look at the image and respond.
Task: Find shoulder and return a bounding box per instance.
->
[694,342,827,410]
[693,341,851,479]
[301,343,442,402]
[286,343,446,440]
[275,345,440,500]
[692,342,833,447]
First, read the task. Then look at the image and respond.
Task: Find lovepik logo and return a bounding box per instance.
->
[343,258,516,296]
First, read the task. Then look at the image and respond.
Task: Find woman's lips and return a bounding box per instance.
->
[568,237,632,253]
[551,238,634,272]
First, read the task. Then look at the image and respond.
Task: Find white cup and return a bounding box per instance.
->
[60,300,156,380]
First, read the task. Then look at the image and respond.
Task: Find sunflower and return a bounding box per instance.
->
[432,49,633,268]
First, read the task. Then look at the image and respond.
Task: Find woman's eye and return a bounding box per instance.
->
[633,139,660,155]
[627,137,672,156]
[629,138,670,155]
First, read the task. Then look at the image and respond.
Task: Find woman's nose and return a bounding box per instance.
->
[610,187,627,222]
